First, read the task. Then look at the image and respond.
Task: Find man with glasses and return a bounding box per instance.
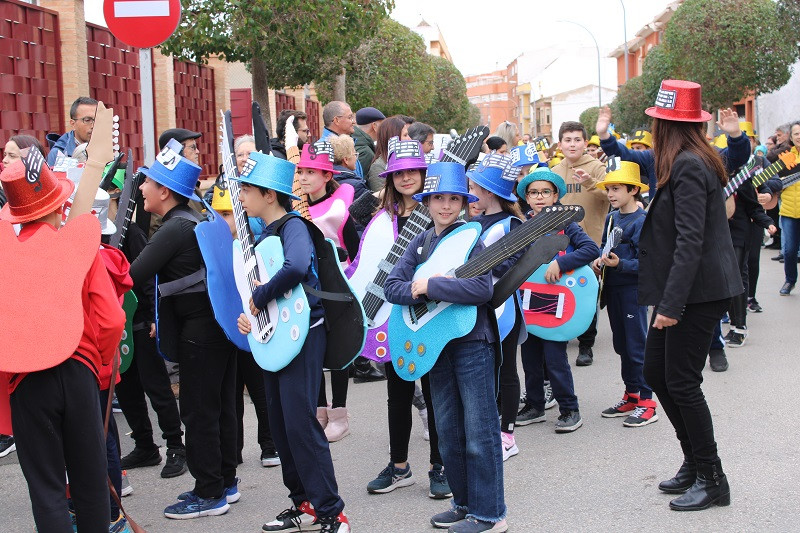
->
[158,129,202,166]
[46,96,98,166]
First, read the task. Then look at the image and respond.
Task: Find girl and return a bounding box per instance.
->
[367,116,412,192]
[350,138,451,500]
[385,162,507,533]
[515,167,599,433]
[296,140,360,442]
[466,154,526,461]
[640,79,741,511]
[235,151,350,533]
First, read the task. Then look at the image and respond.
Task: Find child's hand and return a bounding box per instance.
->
[602,252,619,268]
[237,313,252,335]
[591,258,602,275]
[544,260,561,283]
[573,168,589,184]
[717,108,742,138]
[411,278,430,299]
[768,224,777,235]
[596,106,612,139]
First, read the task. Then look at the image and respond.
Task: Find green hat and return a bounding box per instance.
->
[516,166,567,200]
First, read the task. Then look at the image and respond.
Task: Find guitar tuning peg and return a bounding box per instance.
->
[113,115,119,123]
[113,144,120,151]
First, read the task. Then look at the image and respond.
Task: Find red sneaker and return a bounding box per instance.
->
[601,391,639,418]
[623,398,659,427]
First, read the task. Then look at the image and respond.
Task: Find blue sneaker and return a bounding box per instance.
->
[366,462,415,494]
[177,477,240,504]
[164,493,230,519]
[109,512,133,532]
[428,464,452,499]
[431,508,467,529]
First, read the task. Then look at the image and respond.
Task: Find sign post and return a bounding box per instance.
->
[103,0,182,164]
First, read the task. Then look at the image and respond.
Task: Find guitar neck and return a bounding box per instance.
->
[752,159,787,189]
[453,206,583,279]
[440,126,489,167]
[723,159,758,198]
[780,170,800,189]
[115,194,138,250]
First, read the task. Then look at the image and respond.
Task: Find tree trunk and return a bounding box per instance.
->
[333,67,346,102]
[251,56,272,131]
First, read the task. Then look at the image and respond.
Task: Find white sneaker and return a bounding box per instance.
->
[501,432,518,462]
[419,408,430,441]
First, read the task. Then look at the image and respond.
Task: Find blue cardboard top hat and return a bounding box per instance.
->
[140,139,202,201]
[466,152,517,202]
[509,143,542,168]
[413,161,478,203]
[517,166,567,200]
[232,150,300,201]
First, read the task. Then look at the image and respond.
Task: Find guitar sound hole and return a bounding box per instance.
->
[525,293,562,316]
[294,299,304,313]
[281,308,290,322]
[290,325,300,341]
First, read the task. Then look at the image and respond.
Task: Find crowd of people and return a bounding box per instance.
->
[0,77,797,533]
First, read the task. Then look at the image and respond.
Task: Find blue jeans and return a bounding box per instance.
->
[520,335,579,411]
[781,215,800,284]
[606,284,651,399]
[429,340,506,523]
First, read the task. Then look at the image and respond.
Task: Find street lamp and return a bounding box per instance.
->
[558,20,602,108]
[620,0,629,82]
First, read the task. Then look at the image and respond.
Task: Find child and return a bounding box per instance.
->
[550,121,608,366]
[466,153,526,462]
[516,167,599,433]
[210,185,278,467]
[592,160,658,427]
[130,142,238,519]
[234,151,349,533]
[384,162,507,533]
[297,140,360,442]
[0,152,125,531]
[353,138,451,500]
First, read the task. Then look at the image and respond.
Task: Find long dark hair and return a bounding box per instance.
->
[378,168,426,219]
[10,134,46,156]
[372,116,407,164]
[499,197,524,218]
[651,118,726,188]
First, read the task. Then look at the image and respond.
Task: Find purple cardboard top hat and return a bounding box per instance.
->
[297,141,338,174]
[645,79,712,123]
[379,136,427,178]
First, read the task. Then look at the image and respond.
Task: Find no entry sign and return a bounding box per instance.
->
[103,0,182,48]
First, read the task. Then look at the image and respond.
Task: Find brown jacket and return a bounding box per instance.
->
[552,155,609,244]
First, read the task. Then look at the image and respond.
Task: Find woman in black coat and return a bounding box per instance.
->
[638,80,743,512]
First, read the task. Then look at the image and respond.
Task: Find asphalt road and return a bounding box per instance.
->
[1,251,798,532]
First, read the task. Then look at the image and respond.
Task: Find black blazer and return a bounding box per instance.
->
[638,151,743,319]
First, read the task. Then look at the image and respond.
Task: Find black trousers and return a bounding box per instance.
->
[643,299,729,464]
[178,337,238,498]
[11,359,110,533]
[729,245,750,329]
[498,316,522,434]
[577,308,598,348]
[116,329,183,451]
[318,368,349,409]
[748,223,763,298]
[99,388,121,519]
[385,364,441,465]
[264,326,345,519]
[235,348,273,460]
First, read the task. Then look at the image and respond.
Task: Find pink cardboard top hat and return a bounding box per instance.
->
[645,79,713,123]
[297,141,339,174]
[379,136,427,177]
[0,147,74,224]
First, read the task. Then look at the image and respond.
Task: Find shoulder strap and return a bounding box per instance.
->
[168,208,201,225]
[420,229,435,263]
[272,212,299,236]
[157,268,206,297]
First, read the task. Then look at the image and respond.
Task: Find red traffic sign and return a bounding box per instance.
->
[103,0,181,49]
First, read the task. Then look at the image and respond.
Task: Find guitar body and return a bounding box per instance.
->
[245,235,310,372]
[119,290,138,373]
[193,208,250,351]
[345,211,396,362]
[232,238,280,344]
[521,264,598,342]
[389,223,482,381]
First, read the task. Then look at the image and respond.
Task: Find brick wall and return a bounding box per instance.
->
[174,60,218,177]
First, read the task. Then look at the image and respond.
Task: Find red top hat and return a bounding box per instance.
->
[645,79,713,123]
[0,148,74,224]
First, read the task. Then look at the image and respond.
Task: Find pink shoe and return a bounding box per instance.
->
[501,432,518,462]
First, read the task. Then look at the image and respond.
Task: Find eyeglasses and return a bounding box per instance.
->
[73,117,95,125]
[526,188,554,198]
[298,128,310,134]
[423,140,435,146]
[335,114,354,122]
[183,143,199,152]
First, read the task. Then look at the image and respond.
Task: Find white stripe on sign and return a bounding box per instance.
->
[114,1,170,18]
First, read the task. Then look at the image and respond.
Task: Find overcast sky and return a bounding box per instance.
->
[84,0,675,77]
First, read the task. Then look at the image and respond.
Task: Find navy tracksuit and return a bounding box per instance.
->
[521,219,600,412]
[252,216,344,519]
[600,208,651,399]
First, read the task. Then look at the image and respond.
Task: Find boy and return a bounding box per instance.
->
[234,151,350,533]
[593,160,658,427]
[516,167,599,433]
[130,141,238,519]
[551,121,608,366]
[0,152,125,531]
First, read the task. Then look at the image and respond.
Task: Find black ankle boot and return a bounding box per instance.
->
[669,460,730,511]
[659,459,697,493]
